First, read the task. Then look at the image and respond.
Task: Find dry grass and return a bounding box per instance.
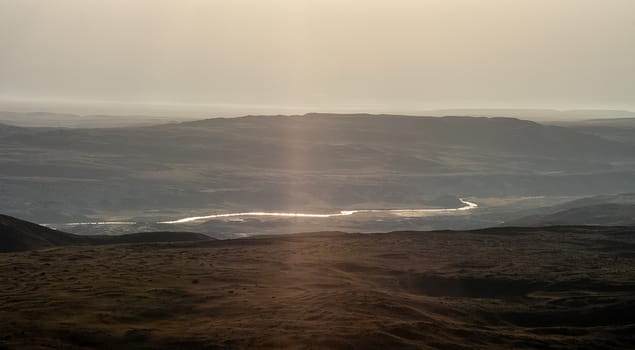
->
[1,228,634,349]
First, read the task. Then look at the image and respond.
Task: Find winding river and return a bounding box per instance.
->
[158,199,478,224]
[50,199,478,226]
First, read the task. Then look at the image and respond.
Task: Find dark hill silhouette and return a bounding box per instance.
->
[508,193,635,226]
[511,203,635,226]
[0,214,85,252]
[0,214,213,252]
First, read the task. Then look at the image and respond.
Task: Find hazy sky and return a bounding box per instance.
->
[1,0,634,114]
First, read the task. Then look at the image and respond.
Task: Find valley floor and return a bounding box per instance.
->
[1,227,634,349]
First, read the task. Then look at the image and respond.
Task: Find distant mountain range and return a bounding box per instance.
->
[426,109,635,121]
[0,111,190,128]
[2,113,633,162]
[1,113,634,225]
[2,109,635,128]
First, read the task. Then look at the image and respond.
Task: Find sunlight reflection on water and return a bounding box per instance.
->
[159,199,478,224]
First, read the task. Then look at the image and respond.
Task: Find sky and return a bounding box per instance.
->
[0,0,634,115]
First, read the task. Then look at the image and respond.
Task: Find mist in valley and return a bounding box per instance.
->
[1,1,635,349]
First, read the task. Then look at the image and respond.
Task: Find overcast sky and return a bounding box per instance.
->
[1,0,634,115]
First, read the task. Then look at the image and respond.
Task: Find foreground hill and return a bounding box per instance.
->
[0,214,213,252]
[0,225,633,349]
[0,214,86,252]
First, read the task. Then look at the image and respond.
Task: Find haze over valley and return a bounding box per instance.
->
[2,1,635,348]
[1,113,634,237]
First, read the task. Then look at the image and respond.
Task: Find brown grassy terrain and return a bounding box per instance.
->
[1,227,634,349]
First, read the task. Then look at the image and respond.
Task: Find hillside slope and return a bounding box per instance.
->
[511,203,635,226]
[1,226,634,349]
[0,214,213,252]
[508,193,635,226]
[0,214,86,252]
